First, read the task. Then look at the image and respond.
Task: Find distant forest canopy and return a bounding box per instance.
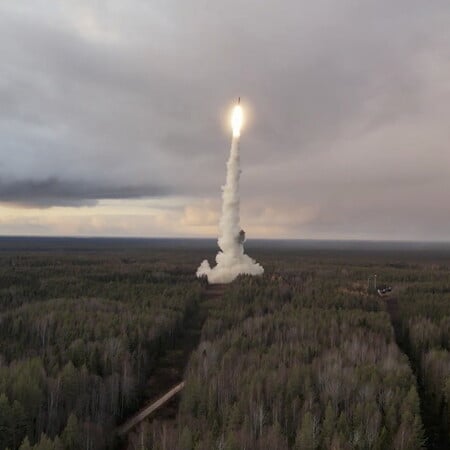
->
[0,238,448,450]
[1,236,450,253]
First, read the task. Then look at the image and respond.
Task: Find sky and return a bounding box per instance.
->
[1,0,449,240]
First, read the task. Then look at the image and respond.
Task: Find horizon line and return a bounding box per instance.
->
[1,235,450,245]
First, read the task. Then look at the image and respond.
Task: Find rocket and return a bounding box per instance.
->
[196,97,264,283]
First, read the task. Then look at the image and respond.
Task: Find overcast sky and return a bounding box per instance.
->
[1,0,449,240]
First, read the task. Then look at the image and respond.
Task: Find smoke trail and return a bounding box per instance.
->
[197,119,264,284]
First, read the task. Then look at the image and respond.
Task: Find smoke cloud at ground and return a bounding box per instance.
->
[197,134,264,284]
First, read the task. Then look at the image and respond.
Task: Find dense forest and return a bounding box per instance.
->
[0,248,202,449]
[397,283,450,446]
[146,276,424,449]
[0,239,449,449]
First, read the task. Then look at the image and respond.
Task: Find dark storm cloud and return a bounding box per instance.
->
[0,1,449,239]
[0,178,169,207]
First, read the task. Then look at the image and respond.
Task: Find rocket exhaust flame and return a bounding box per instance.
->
[196,99,264,284]
[231,104,243,137]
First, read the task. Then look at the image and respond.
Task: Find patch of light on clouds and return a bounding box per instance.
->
[62,0,176,45]
[0,1,119,44]
[0,197,219,237]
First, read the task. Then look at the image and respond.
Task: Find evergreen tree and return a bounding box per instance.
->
[61,414,81,450]
[295,412,317,450]
[18,436,32,450]
[0,393,11,449]
[178,426,193,450]
[321,402,336,448]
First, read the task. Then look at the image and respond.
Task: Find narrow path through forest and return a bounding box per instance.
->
[116,284,226,445]
[117,382,186,435]
[385,296,449,450]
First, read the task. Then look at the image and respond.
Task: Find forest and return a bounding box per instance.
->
[0,238,449,449]
[0,245,202,449]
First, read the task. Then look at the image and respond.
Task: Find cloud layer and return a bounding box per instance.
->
[0,1,449,239]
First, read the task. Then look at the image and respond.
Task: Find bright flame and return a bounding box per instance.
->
[231,104,243,137]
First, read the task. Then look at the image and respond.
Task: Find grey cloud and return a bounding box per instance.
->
[0,178,169,207]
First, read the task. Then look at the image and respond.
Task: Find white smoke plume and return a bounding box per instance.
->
[197,109,264,284]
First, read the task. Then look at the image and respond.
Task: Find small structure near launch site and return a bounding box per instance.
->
[196,99,264,284]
